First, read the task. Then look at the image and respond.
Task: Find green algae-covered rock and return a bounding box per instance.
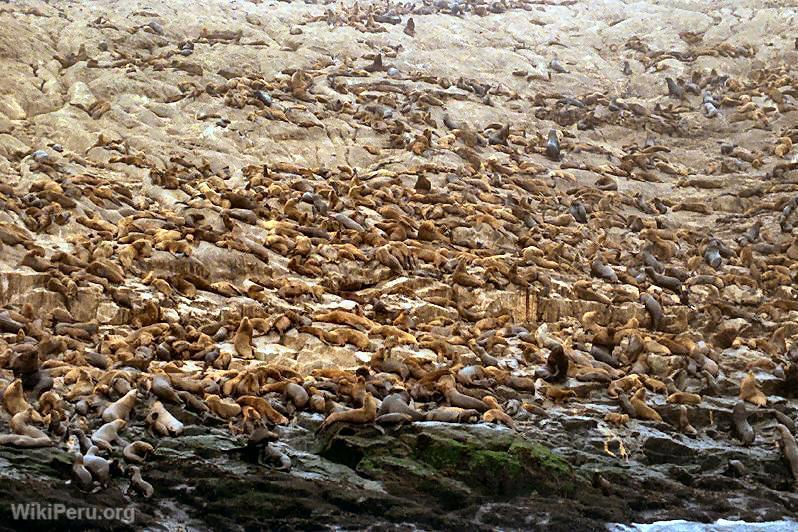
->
[320,422,575,504]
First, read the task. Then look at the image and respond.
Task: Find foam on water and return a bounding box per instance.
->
[609,520,797,532]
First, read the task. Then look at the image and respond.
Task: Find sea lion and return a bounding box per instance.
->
[665,77,684,98]
[9,410,47,439]
[732,401,755,445]
[248,425,279,446]
[608,374,643,399]
[739,372,767,406]
[630,388,662,422]
[645,267,682,293]
[482,396,515,429]
[590,345,620,369]
[261,443,292,471]
[437,375,488,411]
[284,383,309,409]
[70,428,93,455]
[677,405,697,436]
[2,379,31,415]
[316,310,376,331]
[377,392,425,421]
[72,454,94,490]
[425,406,480,423]
[325,328,371,350]
[317,393,377,432]
[414,174,431,193]
[641,293,663,331]
[0,311,25,333]
[704,243,722,269]
[535,344,569,382]
[206,394,242,419]
[150,373,183,404]
[0,433,51,448]
[545,129,560,160]
[102,389,137,422]
[364,53,384,73]
[770,409,796,434]
[543,385,576,402]
[128,466,154,498]
[82,446,111,484]
[12,349,52,397]
[376,412,413,425]
[488,124,510,146]
[234,317,254,358]
[38,390,63,417]
[727,459,748,478]
[591,259,618,283]
[233,372,261,397]
[237,395,289,425]
[404,17,415,37]
[146,401,184,436]
[176,390,210,416]
[666,392,702,405]
[776,424,798,482]
[604,412,629,426]
[91,419,127,450]
[65,369,95,400]
[521,402,548,417]
[592,472,613,496]
[569,201,588,224]
[123,441,154,463]
[701,369,722,395]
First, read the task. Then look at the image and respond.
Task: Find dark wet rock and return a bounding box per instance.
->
[3,416,798,529]
[320,422,576,502]
[643,435,696,464]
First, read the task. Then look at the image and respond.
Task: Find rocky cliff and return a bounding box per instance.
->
[0,0,797,529]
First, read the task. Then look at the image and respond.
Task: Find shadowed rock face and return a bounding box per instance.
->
[1,0,798,529]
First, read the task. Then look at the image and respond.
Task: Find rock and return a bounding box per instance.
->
[0,115,12,133]
[0,96,26,120]
[68,81,97,112]
[320,423,576,504]
[0,134,29,160]
[0,1,795,528]
[643,435,695,464]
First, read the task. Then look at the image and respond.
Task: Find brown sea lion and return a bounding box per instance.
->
[91,419,126,450]
[437,375,488,412]
[535,344,569,383]
[425,406,480,423]
[739,372,767,407]
[233,317,254,358]
[2,379,31,415]
[123,441,154,463]
[146,401,184,436]
[482,396,515,429]
[128,466,154,498]
[630,388,662,422]
[102,389,137,422]
[317,393,377,432]
[378,392,425,421]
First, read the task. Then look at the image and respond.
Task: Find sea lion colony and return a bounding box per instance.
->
[0,0,797,510]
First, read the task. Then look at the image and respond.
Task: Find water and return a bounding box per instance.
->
[609,520,797,532]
